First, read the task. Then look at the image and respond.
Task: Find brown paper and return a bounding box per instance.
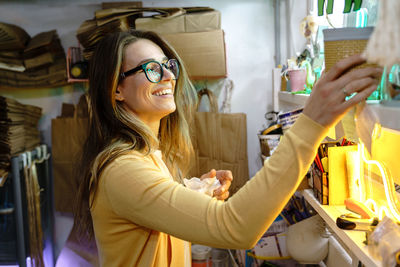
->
[135,15,185,34]
[135,10,220,34]
[185,11,221,32]
[51,94,89,212]
[162,30,227,79]
[189,89,249,196]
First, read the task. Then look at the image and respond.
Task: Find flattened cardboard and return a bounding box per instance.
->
[162,30,227,79]
[185,11,221,32]
[136,15,185,34]
[135,10,220,34]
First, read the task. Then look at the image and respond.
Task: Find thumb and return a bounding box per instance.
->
[209,169,216,177]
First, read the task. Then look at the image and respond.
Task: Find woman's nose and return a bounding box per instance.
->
[162,66,174,81]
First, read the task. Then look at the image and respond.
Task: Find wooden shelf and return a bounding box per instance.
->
[302,189,382,267]
[278,91,309,109]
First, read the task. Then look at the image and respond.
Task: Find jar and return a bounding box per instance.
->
[211,249,229,267]
[192,244,212,267]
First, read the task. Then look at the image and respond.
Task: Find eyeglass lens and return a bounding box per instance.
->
[144,59,179,83]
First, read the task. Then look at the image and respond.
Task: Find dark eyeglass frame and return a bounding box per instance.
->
[119,58,179,83]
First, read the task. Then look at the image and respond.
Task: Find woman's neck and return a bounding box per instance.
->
[146,120,160,137]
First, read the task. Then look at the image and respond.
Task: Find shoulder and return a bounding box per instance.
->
[102,150,161,177]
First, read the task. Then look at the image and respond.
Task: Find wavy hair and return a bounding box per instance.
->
[74,30,197,239]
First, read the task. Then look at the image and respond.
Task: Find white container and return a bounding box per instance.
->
[286,215,329,264]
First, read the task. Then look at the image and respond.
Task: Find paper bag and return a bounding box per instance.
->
[189,88,249,196]
[52,94,89,212]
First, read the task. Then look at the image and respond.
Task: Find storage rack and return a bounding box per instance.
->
[0,145,54,267]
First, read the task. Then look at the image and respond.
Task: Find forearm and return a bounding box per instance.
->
[157,114,328,248]
[103,114,328,249]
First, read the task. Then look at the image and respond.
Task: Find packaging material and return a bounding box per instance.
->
[368,216,400,267]
[189,89,249,196]
[162,30,227,79]
[52,94,89,212]
[135,10,220,34]
[183,176,220,196]
[185,10,220,32]
[136,15,185,34]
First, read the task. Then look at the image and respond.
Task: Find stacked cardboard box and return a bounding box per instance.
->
[76,5,226,79]
[136,8,226,79]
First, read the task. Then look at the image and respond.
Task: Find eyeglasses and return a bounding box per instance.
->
[120,59,180,83]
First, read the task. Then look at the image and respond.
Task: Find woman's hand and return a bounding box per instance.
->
[303,54,383,128]
[200,169,233,200]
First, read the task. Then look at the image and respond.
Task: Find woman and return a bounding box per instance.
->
[74,30,381,266]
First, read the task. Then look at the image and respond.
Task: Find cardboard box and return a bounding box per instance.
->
[161,30,227,79]
[135,15,185,34]
[135,10,221,34]
[185,11,221,32]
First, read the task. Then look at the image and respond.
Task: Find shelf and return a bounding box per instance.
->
[302,189,381,267]
[278,91,309,108]
[278,92,400,131]
[368,103,400,131]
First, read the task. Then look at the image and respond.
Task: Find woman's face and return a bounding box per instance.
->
[116,39,176,124]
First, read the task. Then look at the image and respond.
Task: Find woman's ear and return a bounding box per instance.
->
[115,86,124,101]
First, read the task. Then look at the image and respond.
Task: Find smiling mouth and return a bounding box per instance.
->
[152,89,173,96]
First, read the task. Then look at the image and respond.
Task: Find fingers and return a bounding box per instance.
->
[216,170,233,182]
[209,169,216,177]
[322,54,366,82]
[340,77,378,98]
[213,183,230,200]
[342,84,378,110]
[200,169,216,179]
[333,67,382,92]
[211,170,232,200]
[214,179,231,195]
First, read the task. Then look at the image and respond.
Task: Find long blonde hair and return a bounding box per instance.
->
[74,30,197,239]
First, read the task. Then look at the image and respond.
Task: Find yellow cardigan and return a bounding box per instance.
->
[90,114,328,266]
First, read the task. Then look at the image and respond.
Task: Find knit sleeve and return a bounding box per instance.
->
[101,113,328,249]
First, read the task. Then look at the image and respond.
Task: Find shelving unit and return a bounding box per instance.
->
[0,145,54,267]
[302,189,381,267]
[278,91,400,131]
[276,91,400,267]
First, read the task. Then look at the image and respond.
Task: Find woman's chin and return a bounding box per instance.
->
[160,105,176,118]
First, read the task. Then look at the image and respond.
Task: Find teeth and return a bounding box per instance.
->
[154,89,172,96]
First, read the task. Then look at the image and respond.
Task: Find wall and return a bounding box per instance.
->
[0,0,277,177]
[0,0,307,260]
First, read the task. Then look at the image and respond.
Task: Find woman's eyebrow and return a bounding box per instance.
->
[136,58,154,66]
[136,56,169,66]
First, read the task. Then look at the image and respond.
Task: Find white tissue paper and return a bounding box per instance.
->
[183,177,221,197]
